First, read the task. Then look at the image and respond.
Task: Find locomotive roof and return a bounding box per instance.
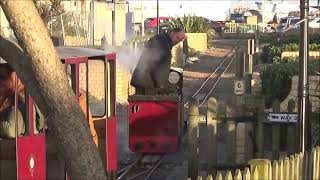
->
[56,47,108,59]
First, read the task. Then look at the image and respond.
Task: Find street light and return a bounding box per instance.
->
[157,0,160,34]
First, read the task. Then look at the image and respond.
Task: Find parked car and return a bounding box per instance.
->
[278,16,300,32]
[144,17,171,33]
[309,17,320,28]
[202,18,225,32]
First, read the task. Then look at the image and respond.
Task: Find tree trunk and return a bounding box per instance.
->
[0,1,106,179]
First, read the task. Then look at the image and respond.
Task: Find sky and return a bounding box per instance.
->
[129,0,320,21]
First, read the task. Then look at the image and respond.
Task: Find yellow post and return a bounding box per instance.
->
[215,172,223,180]
[225,171,233,180]
[234,169,242,180]
[251,166,259,180]
[293,154,300,180]
[188,98,200,180]
[284,158,290,179]
[244,167,251,180]
[197,177,203,180]
[272,160,279,180]
[206,175,214,180]
[289,155,295,180]
[317,147,320,179]
[279,159,284,180]
[312,148,317,180]
[248,159,271,180]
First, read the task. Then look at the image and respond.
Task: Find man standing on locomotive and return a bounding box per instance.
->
[130,27,186,94]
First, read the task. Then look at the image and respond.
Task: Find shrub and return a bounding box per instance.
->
[261,59,320,108]
[168,14,215,47]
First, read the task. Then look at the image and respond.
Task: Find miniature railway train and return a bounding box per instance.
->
[0,47,184,180]
[0,47,117,179]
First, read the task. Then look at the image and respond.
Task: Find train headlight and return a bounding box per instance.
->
[168,71,180,84]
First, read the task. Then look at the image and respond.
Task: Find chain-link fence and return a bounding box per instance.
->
[48,11,92,46]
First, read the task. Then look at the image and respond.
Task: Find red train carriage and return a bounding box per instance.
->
[128,68,183,154]
[0,47,117,179]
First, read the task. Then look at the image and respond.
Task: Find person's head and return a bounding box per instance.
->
[168,27,186,46]
[0,64,24,99]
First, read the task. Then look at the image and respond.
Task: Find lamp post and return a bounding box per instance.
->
[112,0,116,46]
[157,0,159,34]
[298,0,311,153]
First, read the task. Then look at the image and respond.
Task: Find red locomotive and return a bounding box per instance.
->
[0,47,117,179]
[128,68,184,154]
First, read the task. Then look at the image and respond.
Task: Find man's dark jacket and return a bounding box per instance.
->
[131,33,173,89]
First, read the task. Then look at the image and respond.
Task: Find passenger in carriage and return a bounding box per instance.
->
[0,64,45,138]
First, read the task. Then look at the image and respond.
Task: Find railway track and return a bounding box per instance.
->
[117,154,164,180]
[185,46,238,107]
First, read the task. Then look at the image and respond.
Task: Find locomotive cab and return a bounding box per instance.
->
[128,67,183,154]
[0,47,117,179]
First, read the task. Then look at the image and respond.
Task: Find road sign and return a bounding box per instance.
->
[267,113,298,123]
[234,80,245,95]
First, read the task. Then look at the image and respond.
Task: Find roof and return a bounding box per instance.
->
[56,47,107,60]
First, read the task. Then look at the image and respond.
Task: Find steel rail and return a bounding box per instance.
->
[191,47,237,99]
[117,154,144,180]
[199,54,236,106]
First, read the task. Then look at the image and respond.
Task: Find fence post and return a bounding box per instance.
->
[272,100,281,160]
[287,99,297,155]
[243,167,251,180]
[249,159,271,180]
[188,98,199,180]
[272,160,278,180]
[207,97,218,176]
[255,96,265,158]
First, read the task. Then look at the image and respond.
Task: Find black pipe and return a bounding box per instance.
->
[298,0,311,153]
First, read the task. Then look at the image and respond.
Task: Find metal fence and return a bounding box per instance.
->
[48,11,91,46]
[224,23,265,33]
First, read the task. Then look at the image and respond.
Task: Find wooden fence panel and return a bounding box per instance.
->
[215,172,223,180]
[206,175,213,180]
[312,149,317,180]
[315,147,320,179]
[284,158,289,179]
[289,155,294,180]
[251,166,259,180]
[225,171,233,180]
[278,159,284,180]
[207,97,218,176]
[244,167,251,180]
[234,169,242,180]
[188,99,200,180]
[294,154,300,180]
[272,160,278,180]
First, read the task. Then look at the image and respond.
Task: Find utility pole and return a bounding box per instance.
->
[112,0,116,46]
[156,0,159,34]
[298,0,311,153]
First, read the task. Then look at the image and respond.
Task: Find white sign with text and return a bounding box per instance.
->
[267,113,298,123]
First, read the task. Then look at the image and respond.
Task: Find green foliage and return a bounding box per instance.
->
[260,62,298,108]
[261,59,320,108]
[260,33,320,45]
[168,14,215,48]
[261,43,320,64]
[168,14,209,33]
[33,0,64,23]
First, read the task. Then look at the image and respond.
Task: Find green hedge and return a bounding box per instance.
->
[260,59,320,108]
[260,43,320,64]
